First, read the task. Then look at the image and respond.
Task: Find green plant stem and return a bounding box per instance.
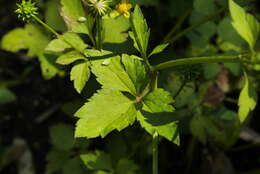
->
[96,16,103,50]
[167,7,226,44]
[173,79,187,99]
[152,55,251,71]
[153,132,159,174]
[32,15,59,37]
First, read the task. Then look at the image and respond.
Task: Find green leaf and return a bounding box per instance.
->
[45,39,71,52]
[1,28,28,52]
[143,88,174,113]
[90,50,136,95]
[190,115,209,144]
[148,43,169,57]
[121,54,148,95]
[238,73,257,123]
[45,0,66,31]
[0,87,16,105]
[229,0,260,50]
[80,150,113,171]
[70,61,90,93]
[49,124,75,151]
[137,89,178,144]
[75,89,137,138]
[38,54,61,80]
[60,0,89,34]
[116,158,138,174]
[1,24,50,57]
[203,63,220,80]
[62,32,88,53]
[56,51,86,65]
[129,5,150,57]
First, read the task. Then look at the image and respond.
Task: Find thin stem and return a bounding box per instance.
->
[173,79,186,99]
[152,55,252,71]
[32,15,59,37]
[153,131,159,174]
[162,9,192,43]
[167,7,226,44]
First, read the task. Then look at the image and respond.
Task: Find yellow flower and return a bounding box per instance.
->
[116,0,132,18]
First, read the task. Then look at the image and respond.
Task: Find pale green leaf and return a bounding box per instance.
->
[45,39,71,52]
[75,89,136,138]
[148,43,169,57]
[38,54,61,80]
[121,54,148,95]
[130,5,150,56]
[238,73,257,123]
[90,50,136,95]
[229,0,260,50]
[56,51,86,65]
[62,32,88,53]
[0,87,16,105]
[70,61,90,93]
[60,0,89,34]
[1,28,28,52]
[80,150,113,171]
[49,124,75,151]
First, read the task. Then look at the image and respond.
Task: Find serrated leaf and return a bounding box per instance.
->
[148,43,169,57]
[0,87,16,105]
[229,0,260,50]
[49,124,75,151]
[56,51,86,65]
[45,39,71,52]
[70,61,90,93]
[238,73,257,123]
[81,150,113,171]
[137,89,178,144]
[143,88,174,113]
[121,54,148,95]
[90,51,136,95]
[75,89,136,138]
[116,158,138,174]
[130,5,150,57]
[60,0,89,34]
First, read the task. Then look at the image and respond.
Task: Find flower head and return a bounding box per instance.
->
[86,0,111,16]
[15,0,38,22]
[116,0,132,18]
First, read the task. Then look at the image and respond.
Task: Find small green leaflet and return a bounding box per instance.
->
[56,51,86,65]
[137,88,179,144]
[121,54,148,95]
[90,50,137,95]
[229,0,260,51]
[75,89,137,138]
[148,43,169,58]
[70,61,90,93]
[238,73,257,123]
[62,32,88,53]
[0,87,16,105]
[60,0,89,34]
[129,5,150,57]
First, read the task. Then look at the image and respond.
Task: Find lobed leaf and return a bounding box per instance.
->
[70,61,90,93]
[75,89,137,138]
[56,51,86,65]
